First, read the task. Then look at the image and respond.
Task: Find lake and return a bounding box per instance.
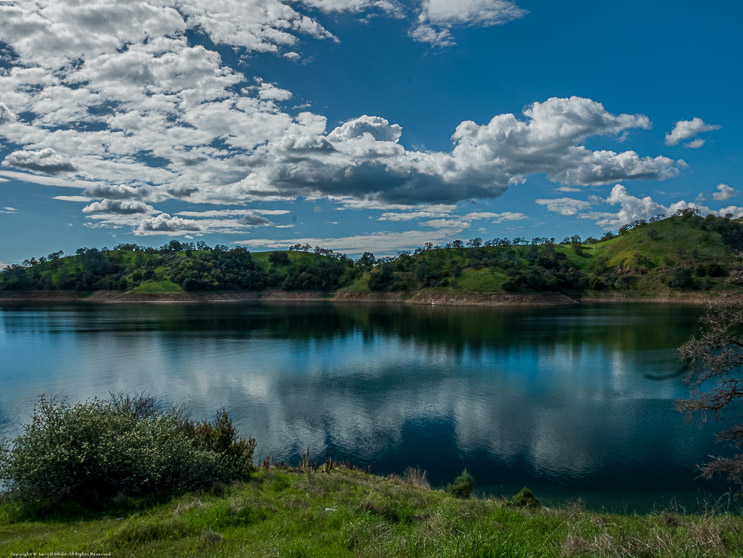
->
[0,302,734,511]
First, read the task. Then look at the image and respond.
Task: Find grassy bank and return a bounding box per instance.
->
[2,466,741,557]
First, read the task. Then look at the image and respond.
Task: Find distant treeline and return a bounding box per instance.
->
[2,210,743,294]
[0,241,356,292]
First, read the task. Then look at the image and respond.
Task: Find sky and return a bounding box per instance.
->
[0,0,741,265]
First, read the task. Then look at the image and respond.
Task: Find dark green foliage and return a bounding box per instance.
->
[0,243,355,293]
[0,394,256,506]
[189,409,257,479]
[670,267,694,289]
[268,251,290,265]
[3,213,743,297]
[368,263,408,291]
[170,246,266,290]
[510,487,541,508]
[282,254,352,291]
[503,244,586,292]
[356,251,376,271]
[445,469,475,499]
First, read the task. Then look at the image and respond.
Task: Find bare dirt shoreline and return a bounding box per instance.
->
[0,289,731,306]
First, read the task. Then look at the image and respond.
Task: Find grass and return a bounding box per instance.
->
[2,467,741,557]
[128,280,184,294]
[594,219,730,270]
[454,268,506,292]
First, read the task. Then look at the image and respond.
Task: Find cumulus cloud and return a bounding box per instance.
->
[665,117,720,147]
[240,212,272,226]
[54,195,92,202]
[257,81,292,102]
[535,197,592,216]
[0,1,684,235]
[411,0,526,46]
[235,228,466,256]
[0,103,14,124]
[716,206,743,219]
[712,183,736,201]
[228,97,680,205]
[596,185,668,227]
[378,205,457,221]
[176,209,289,218]
[3,148,76,174]
[686,138,705,149]
[538,184,743,230]
[300,0,402,14]
[83,184,150,200]
[82,199,154,214]
[135,213,202,235]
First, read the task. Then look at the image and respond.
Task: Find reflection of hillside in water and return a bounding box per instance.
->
[0,302,702,352]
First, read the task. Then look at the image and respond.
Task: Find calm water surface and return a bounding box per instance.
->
[0,302,734,511]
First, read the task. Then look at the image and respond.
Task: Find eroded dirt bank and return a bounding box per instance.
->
[0,289,731,306]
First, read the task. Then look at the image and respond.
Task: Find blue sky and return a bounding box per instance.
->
[0,0,741,265]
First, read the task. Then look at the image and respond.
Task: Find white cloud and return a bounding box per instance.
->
[717,206,743,219]
[257,81,293,102]
[553,184,743,230]
[378,205,456,221]
[53,195,92,202]
[135,213,203,236]
[411,0,526,46]
[536,197,592,216]
[686,138,705,149]
[176,209,289,218]
[0,206,17,214]
[713,183,736,201]
[408,25,454,47]
[0,2,683,235]
[466,211,527,223]
[228,97,679,205]
[83,184,151,200]
[240,213,272,226]
[421,0,526,26]
[665,117,720,146]
[234,227,467,256]
[0,103,14,124]
[0,259,8,270]
[422,211,526,230]
[597,184,669,227]
[83,199,155,215]
[0,170,95,189]
[3,148,76,174]
[300,0,403,15]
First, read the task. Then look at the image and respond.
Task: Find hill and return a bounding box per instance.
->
[2,210,742,302]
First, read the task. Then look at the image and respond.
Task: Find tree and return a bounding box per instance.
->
[670,267,693,289]
[678,303,743,485]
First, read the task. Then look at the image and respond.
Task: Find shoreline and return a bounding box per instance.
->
[0,289,730,306]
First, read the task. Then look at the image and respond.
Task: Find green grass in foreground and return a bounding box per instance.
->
[1,467,741,557]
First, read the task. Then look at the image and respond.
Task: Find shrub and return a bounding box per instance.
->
[511,486,541,508]
[189,409,257,479]
[446,469,475,499]
[670,267,694,289]
[0,394,256,505]
[268,252,289,265]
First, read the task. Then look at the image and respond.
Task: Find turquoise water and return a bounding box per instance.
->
[0,302,735,511]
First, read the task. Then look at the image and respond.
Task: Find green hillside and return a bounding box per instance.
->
[2,211,742,298]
